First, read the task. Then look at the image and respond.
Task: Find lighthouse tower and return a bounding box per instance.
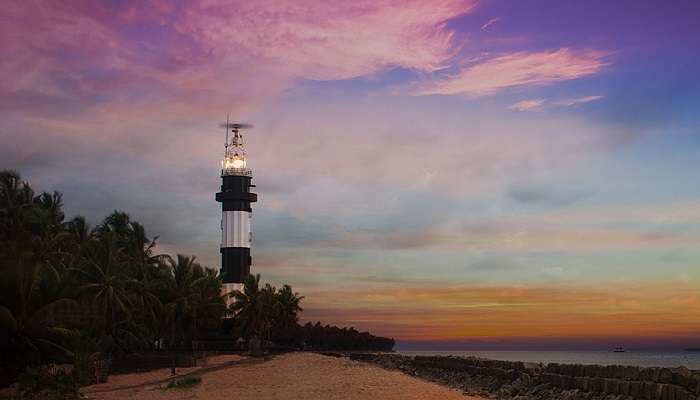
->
[216,120,257,305]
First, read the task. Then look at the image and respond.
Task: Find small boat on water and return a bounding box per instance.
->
[613,347,626,353]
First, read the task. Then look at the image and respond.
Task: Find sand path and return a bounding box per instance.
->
[83,352,482,400]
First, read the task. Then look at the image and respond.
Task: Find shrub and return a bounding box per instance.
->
[164,376,201,389]
[16,367,80,400]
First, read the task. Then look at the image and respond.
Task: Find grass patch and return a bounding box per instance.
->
[164,376,201,389]
[247,349,267,358]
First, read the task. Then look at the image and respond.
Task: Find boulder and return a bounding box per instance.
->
[603,378,620,394]
[575,376,589,391]
[643,382,658,400]
[640,368,657,382]
[623,366,641,381]
[672,367,692,388]
[658,369,675,384]
[671,385,692,400]
[630,381,644,398]
[519,373,531,386]
[586,365,601,378]
[617,380,630,396]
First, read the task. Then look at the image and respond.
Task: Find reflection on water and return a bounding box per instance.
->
[399,350,700,369]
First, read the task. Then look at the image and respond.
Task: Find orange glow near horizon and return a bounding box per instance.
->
[300,282,700,342]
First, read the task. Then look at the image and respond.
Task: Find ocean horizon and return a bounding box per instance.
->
[399,350,700,370]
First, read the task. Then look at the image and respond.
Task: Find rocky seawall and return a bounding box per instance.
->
[334,353,700,400]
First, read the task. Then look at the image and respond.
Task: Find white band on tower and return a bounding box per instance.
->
[221,210,251,248]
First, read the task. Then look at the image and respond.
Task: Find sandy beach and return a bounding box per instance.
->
[82,353,482,400]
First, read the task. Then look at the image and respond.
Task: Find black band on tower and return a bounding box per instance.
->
[216,176,257,211]
[220,247,251,283]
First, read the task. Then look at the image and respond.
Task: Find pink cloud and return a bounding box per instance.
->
[508,95,603,111]
[509,98,546,111]
[176,0,475,80]
[417,48,608,97]
[1,0,475,115]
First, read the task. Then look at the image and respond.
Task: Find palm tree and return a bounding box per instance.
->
[94,211,131,240]
[188,267,225,342]
[230,274,267,341]
[128,221,164,265]
[230,276,305,345]
[0,170,35,235]
[163,254,206,348]
[126,264,163,342]
[71,232,132,338]
[0,239,78,364]
[31,191,65,233]
[271,284,304,343]
[0,296,77,367]
[64,216,91,244]
[1,171,78,375]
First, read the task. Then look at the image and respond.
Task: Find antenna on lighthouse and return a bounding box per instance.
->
[219,121,252,147]
[225,114,229,149]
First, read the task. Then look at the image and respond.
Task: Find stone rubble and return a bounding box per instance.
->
[330,353,700,400]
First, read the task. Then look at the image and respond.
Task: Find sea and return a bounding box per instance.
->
[399,351,700,370]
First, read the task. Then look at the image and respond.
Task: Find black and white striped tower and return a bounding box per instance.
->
[216,120,257,305]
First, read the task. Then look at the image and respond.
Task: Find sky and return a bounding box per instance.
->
[1,0,700,350]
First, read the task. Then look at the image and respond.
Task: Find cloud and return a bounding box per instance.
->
[509,95,603,111]
[0,0,476,117]
[507,183,593,206]
[417,48,608,97]
[176,0,476,80]
[263,214,700,254]
[480,17,501,31]
[556,95,604,107]
[509,98,546,111]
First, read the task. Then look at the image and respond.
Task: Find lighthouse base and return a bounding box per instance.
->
[221,282,244,310]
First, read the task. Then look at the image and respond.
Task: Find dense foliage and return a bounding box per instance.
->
[298,322,395,351]
[0,170,394,387]
[230,277,394,351]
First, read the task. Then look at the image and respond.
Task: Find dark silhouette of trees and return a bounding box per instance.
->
[229,274,305,345]
[298,322,395,351]
[0,170,394,386]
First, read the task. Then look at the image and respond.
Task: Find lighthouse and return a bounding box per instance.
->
[216,120,257,305]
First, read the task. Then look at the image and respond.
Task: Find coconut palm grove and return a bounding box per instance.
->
[0,170,394,388]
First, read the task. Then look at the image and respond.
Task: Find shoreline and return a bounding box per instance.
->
[338,352,700,400]
[398,349,700,370]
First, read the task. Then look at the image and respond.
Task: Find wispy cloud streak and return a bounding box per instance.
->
[480,17,501,30]
[509,98,546,111]
[556,95,605,106]
[417,48,608,97]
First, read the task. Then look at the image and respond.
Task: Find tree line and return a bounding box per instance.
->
[0,170,394,386]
